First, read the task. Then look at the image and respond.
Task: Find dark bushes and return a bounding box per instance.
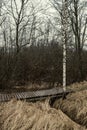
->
[0,41,87,89]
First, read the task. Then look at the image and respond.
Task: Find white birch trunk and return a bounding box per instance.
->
[62,0,68,92]
[63,41,66,92]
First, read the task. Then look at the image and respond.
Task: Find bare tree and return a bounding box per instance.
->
[69,0,87,80]
[0,0,6,26]
[49,0,69,92]
[10,0,31,53]
[3,0,40,53]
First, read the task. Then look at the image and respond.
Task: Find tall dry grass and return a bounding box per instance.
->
[0,99,85,130]
[53,90,87,128]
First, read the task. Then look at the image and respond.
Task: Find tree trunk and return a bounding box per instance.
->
[63,32,67,92]
[78,43,83,80]
[62,0,68,92]
[16,24,20,53]
[74,0,83,81]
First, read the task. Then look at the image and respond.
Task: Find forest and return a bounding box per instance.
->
[0,0,87,89]
[0,1,87,130]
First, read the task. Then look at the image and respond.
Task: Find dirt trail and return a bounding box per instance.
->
[0,99,85,130]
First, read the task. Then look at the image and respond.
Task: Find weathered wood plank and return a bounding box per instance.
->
[0,88,71,102]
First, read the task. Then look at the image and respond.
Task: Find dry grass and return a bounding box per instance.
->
[1,81,87,130]
[67,81,87,91]
[53,90,87,128]
[0,99,85,130]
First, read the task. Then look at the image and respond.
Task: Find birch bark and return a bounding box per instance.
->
[62,0,68,92]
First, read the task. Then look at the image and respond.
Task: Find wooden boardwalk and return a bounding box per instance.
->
[0,88,71,102]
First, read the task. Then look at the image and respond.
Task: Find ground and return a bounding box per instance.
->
[0,81,87,130]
